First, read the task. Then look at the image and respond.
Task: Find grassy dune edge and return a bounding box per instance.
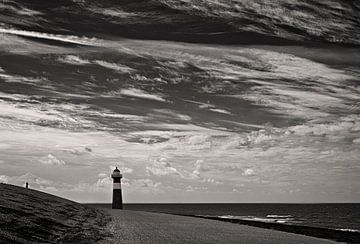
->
[0,183,111,243]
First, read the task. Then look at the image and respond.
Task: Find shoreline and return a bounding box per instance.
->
[87,203,360,243]
[88,204,360,243]
[0,184,352,243]
[174,214,360,243]
[101,209,337,244]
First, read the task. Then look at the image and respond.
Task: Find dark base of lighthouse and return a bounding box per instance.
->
[112,189,123,209]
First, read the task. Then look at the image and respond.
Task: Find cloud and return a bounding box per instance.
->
[209,108,232,115]
[58,55,135,73]
[0,36,359,203]
[58,55,90,65]
[187,135,211,149]
[146,158,182,177]
[353,138,360,144]
[90,7,137,18]
[0,173,54,187]
[288,118,360,136]
[121,167,134,174]
[108,165,134,174]
[243,168,255,176]
[0,102,59,123]
[127,179,165,193]
[197,102,232,115]
[94,177,112,189]
[39,154,66,166]
[117,88,166,102]
[0,28,100,46]
[0,94,96,131]
[185,185,208,192]
[151,109,192,121]
[0,175,9,183]
[94,60,134,73]
[0,2,42,16]
[192,160,208,178]
[98,173,107,178]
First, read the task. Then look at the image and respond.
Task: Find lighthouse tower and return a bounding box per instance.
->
[111,167,123,209]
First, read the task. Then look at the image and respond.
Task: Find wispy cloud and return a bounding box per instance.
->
[146,158,182,177]
[117,88,166,102]
[209,108,232,115]
[39,154,66,166]
[0,28,100,46]
[0,2,42,16]
[94,60,135,73]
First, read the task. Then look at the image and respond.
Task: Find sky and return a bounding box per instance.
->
[0,7,360,203]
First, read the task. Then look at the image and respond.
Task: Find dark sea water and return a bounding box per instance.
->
[89,203,360,233]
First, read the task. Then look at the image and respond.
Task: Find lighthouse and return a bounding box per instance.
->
[111,167,123,209]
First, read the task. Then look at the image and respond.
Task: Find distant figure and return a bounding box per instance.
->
[111,167,123,209]
[25,182,29,189]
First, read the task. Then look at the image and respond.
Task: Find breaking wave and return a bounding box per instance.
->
[218,215,297,224]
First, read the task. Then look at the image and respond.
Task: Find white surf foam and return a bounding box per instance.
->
[218,215,295,224]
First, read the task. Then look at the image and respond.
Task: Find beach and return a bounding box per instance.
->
[0,183,343,243]
[100,209,337,244]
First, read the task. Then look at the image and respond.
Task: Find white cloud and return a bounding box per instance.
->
[185,185,208,192]
[94,177,112,189]
[192,160,208,178]
[127,179,165,193]
[0,3,42,16]
[39,154,66,166]
[94,60,134,73]
[58,55,134,73]
[0,102,59,122]
[121,167,134,174]
[0,173,54,187]
[353,138,360,144]
[243,168,255,176]
[0,175,9,183]
[117,88,166,102]
[0,28,100,46]
[58,55,90,65]
[151,109,192,121]
[98,173,107,178]
[90,7,137,18]
[146,158,182,177]
[209,108,232,115]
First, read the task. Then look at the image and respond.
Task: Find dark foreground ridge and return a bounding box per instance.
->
[180,214,360,243]
[0,183,111,243]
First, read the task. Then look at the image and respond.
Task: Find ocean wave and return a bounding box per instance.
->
[194,214,360,243]
[218,215,296,224]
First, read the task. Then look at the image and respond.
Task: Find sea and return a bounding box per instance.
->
[89,203,360,233]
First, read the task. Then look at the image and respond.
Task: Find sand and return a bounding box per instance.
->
[100,209,337,244]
